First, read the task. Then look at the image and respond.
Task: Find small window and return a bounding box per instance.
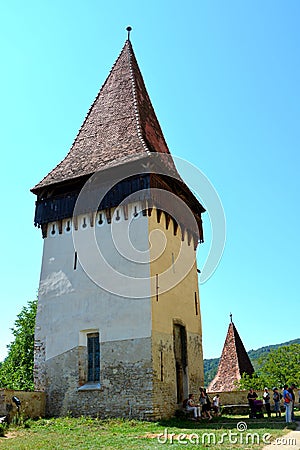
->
[87,333,100,382]
[74,251,78,270]
[194,292,198,315]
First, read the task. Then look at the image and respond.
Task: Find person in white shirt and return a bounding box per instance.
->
[186,394,201,420]
[263,388,271,417]
[212,394,220,415]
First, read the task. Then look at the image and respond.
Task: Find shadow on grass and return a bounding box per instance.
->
[157,413,299,432]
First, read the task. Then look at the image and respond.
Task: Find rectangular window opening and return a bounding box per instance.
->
[160,351,164,381]
[87,332,100,382]
[194,292,198,315]
[74,251,78,270]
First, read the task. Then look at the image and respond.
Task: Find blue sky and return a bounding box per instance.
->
[0,0,299,363]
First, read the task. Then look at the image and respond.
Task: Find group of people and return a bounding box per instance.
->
[184,388,220,420]
[247,383,298,423]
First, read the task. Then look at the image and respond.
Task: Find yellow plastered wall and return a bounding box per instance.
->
[149,209,204,418]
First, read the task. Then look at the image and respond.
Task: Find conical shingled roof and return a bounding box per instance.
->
[207,321,254,392]
[32,39,170,193]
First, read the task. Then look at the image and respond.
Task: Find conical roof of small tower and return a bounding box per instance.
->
[32,38,171,193]
[207,320,254,392]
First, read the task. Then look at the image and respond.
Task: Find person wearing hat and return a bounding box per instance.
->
[263,388,271,418]
[272,388,281,417]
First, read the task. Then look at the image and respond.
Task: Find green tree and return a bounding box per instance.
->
[0,299,37,391]
[236,372,264,391]
[238,344,300,390]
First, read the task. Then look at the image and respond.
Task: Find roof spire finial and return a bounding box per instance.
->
[230,312,233,323]
[126,26,132,41]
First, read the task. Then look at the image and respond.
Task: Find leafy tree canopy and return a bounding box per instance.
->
[0,299,37,391]
[238,343,300,390]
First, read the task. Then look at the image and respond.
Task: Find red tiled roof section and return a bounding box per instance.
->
[129,42,169,155]
[208,322,254,392]
[32,40,170,192]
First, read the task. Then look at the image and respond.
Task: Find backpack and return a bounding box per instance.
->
[284,391,291,403]
[183,398,188,408]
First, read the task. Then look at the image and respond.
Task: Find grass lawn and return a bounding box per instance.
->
[0,413,298,449]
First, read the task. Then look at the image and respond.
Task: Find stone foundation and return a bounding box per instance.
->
[152,331,204,419]
[207,389,285,407]
[43,337,154,418]
[34,339,46,392]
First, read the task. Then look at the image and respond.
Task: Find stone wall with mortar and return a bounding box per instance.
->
[151,331,203,419]
[0,389,45,420]
[44,337,154,418]
[33,339,46,392]
[207,389,280,406]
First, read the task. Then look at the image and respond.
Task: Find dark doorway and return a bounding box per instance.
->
[173,324,188,404]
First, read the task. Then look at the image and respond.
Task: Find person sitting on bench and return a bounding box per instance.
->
[185,394,201,420]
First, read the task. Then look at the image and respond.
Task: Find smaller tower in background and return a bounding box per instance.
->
[208,315,254,392]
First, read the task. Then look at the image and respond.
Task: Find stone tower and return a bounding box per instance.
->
[208,317,254,392]
[31,34,205,419]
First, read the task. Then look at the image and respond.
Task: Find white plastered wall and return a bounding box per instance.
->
[36,204,152,361]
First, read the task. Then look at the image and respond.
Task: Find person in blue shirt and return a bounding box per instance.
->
[283,384,293,423]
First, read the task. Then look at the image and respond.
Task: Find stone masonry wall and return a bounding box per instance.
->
[0,390,5,416]
[33,339,46,392]
[152,333,176,419]
[152,331,204,419]
[44,337,154,419]
[0,389,45,420]
[207,390,280,406]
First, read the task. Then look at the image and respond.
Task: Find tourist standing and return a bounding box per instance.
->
[288,383,296,422]
[199,388,212,420]
[199,387,206,415]
[247,388,258,418]
[212,394,220,416]
[272,388,281,417]
[283,384,293,423]
[263,388,271,417]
